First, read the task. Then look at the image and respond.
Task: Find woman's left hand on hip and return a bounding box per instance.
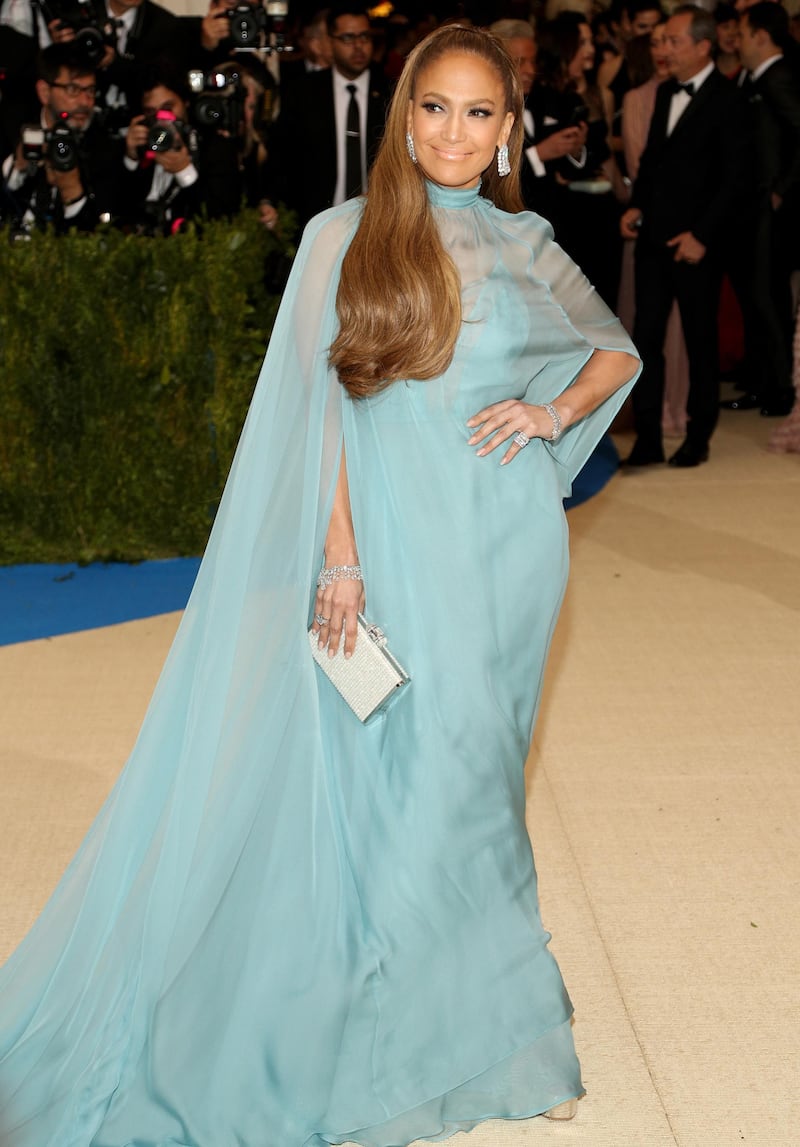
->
[467,400,551,466]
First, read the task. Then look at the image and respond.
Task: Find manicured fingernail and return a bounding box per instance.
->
[345,651,352,659]
[476,448,485,457]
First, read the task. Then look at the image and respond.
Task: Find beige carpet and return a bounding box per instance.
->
[1,410,798,1146]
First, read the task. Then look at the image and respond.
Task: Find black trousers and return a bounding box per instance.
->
[632,237,723,451]
[751,201,795,405]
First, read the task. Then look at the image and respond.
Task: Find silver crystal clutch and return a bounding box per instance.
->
[308,613,410,723]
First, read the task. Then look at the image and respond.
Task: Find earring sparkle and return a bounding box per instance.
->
[497,144,510,177]
[406,132,417,164]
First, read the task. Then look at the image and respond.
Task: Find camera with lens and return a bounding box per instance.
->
[140,110,190,155]
[227,0,291,53]
[21,120,82,172]
[32,0,113,65]
[188,67,244,135]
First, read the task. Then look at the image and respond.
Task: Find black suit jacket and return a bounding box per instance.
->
[271,66,388,225]
[519,86,562,222]
[748,59,800,204]
[631,68,752,251]
[101,0,186,113]
[520,84,611,226]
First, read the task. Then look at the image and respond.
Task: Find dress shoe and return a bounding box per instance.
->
[760,398,795,417]
[668,441,709,467]
[623,440,665,467]
[720,393,759,411]
[544,1098,578,1121]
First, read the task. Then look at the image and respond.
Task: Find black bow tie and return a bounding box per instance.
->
[676,81,694,97]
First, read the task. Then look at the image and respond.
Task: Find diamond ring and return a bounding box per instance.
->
[513,431,531,448]
[314,613,331,625]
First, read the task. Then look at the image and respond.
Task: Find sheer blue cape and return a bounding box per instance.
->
[0,182,639,1147]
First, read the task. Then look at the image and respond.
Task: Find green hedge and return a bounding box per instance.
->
[0,212,295,565]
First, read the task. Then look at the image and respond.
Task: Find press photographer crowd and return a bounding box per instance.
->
[1,0,799,456]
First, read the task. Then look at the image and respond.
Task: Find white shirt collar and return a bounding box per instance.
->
[676,60,715,93]
[750,54,783,82]
[333,67,370,96]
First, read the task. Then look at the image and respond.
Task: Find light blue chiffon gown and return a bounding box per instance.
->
[0,181,639,1146]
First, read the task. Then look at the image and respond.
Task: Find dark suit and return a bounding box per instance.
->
[630,69,752,453]
[519,86,565,226]
[744,58,800,407]
[523,83,620,308]
[100,0,187,119]
[271,66,387,226]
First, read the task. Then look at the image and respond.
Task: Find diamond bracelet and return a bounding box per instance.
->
[317,564,363,589]
[542,402,562,442]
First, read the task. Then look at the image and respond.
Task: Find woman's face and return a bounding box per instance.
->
[650,23,670,78]
[407,52,514,191]
[568,23,595,79]
[716,18,740,56]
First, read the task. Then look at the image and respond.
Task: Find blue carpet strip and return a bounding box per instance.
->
[0,438,618,647]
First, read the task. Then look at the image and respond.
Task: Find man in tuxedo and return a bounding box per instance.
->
[1,43,120,231]
[489,18,583,225]
[620,5,751,467]
[734,0,800,78]
[721,2,800,416]
[270,1,387,227]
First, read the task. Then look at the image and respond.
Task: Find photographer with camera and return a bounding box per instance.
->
[117,62,243,234]
[43,0,187,132]
[0,0,187,155]
[1,41,120,231]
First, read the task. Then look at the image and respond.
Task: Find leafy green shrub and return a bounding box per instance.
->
[0,211,293,564]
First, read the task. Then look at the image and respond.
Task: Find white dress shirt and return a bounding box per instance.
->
[667,60,715,136]
[0,0,51,43]
[332,67,369,206]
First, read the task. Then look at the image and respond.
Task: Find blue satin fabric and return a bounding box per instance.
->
[0,181,639,1146]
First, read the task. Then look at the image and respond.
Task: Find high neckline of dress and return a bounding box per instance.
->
[426,180,484,209]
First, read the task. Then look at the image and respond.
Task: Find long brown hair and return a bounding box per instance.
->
[329,26,525,400]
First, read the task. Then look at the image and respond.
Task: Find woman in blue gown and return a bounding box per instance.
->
[0,26,640,1147]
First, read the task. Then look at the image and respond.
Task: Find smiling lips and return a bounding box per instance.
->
[430,147,473,160]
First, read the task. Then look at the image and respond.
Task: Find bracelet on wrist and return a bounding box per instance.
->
[317,564,363,589]
[542,402,562,442]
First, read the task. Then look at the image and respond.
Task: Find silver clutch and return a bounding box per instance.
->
[308,613,410,723]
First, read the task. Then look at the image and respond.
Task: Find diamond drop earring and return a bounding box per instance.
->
[497,144,510,177]
[405,132,417,164]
